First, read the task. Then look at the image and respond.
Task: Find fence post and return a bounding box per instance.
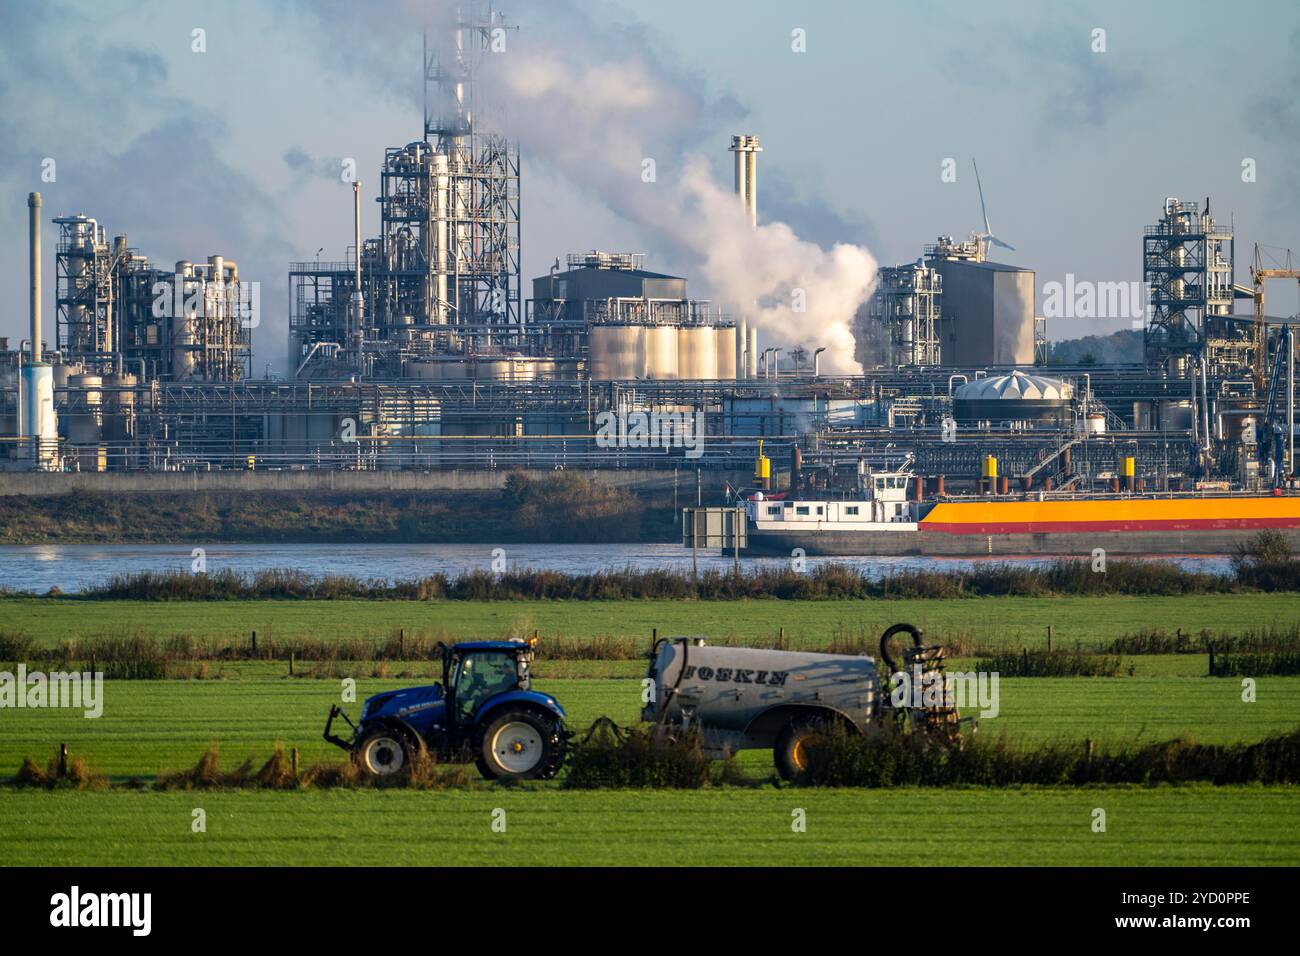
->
[251,631,257,657]
[289,652,295,677]
[1047,625,1053,653]
[59,743,68,777]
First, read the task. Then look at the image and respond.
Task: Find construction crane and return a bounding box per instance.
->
[1251,243,1300,388]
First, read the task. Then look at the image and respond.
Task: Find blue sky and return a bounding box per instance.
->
[1,0,1297,373]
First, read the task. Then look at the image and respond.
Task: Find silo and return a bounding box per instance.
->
[589,325,644,380]
[736,320,747,380]
[644,325,679,379]
[22,364,59,469]
[474,359,513,382]
[104,372,138,469]
[172,268,198,380]
[677,326,717,379]
[67,372,104,470]
[715,326,737,380]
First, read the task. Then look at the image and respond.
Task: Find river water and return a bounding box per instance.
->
[0,543,1234,595]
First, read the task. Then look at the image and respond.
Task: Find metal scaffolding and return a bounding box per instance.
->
[292,4,521,380]
[1143,197,1247,376]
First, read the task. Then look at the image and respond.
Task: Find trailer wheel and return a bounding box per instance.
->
[774,717,829,782]
[476,710,565,781]
[356,727,414,777]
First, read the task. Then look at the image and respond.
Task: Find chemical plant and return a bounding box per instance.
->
[2,6,1298,504]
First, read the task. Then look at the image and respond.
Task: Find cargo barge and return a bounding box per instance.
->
[742,471,1300,557]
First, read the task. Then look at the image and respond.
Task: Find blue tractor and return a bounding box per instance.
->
[324,638,568,780]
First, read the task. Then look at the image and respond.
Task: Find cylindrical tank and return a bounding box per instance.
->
[172,269,198,380]
[715,326,737,380]
[66,373,103,465]
[589,325,645,380]
[746,327,759,378]
[677,326,717,379]
[1082,412,1106,435]
[22,363,58,469]
[644,325,679,379]
[431,153,450,323]
[736,320,748,380]
[642,640,879,734]
[1158,400,1194,431]
[102,372,137,444]
[474,359,513,382]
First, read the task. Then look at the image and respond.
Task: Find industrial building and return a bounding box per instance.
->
[2,3,1298,503]
[49,213,251,383]
[858,234,1043,370]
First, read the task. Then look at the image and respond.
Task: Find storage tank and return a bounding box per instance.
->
[1157,400,1194,431]
[678,326,718,379]
[103,372,137,447]
[736,320,748,380]
[474,359,513,382]
[715,326,737,380]
[644,325,679,379]
[953,370,1074,425]
[66,372,103,469]
[407,359,470,380]
[22,363,58,469]
[589,325,644,380]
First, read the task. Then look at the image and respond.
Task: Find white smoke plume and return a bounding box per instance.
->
[481,20,876,374]
[293,0,879,372]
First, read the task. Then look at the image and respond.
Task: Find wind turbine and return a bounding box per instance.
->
[972,158,1015,260]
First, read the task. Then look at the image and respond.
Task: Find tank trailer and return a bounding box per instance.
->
[641,623,962,779]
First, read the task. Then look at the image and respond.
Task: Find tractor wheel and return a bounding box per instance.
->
[475,710,565,781]
[774,717,829,782]
[355,727,414,777]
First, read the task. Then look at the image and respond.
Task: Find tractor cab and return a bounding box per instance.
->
[444,641,535,727]
[324,637,568,781]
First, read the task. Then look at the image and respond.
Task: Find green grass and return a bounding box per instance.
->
[4,592,1298,867]
[1,786,1296,865]
[5,593,1299,649]
[3,676,1298,781]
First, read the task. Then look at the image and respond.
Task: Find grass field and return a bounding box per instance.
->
[5,593,1299,648]
[2,676,1297,780]
[2,786,1297,866]
[4,593,1298,866]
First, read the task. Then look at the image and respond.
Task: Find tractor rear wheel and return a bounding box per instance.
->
[475,710,565,781]
[356,727,414,777]
[774,717,828,782]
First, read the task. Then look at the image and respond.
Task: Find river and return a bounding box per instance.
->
[0,543,1235,594]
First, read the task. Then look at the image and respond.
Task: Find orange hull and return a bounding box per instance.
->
[919,496,1300,535]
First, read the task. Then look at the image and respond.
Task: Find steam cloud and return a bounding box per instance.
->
[477,19,876,373]
[296,0,881,372]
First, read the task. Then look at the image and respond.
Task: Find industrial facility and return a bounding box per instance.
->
[2,5,1298,508]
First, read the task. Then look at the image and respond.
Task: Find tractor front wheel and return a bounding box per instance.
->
[475,710,565,781]
[355,727,414,777]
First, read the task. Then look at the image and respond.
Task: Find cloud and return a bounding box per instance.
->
[0,6,293,369]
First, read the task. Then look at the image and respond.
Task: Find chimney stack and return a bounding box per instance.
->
[728,135,762,229]
[28,191,41,361]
